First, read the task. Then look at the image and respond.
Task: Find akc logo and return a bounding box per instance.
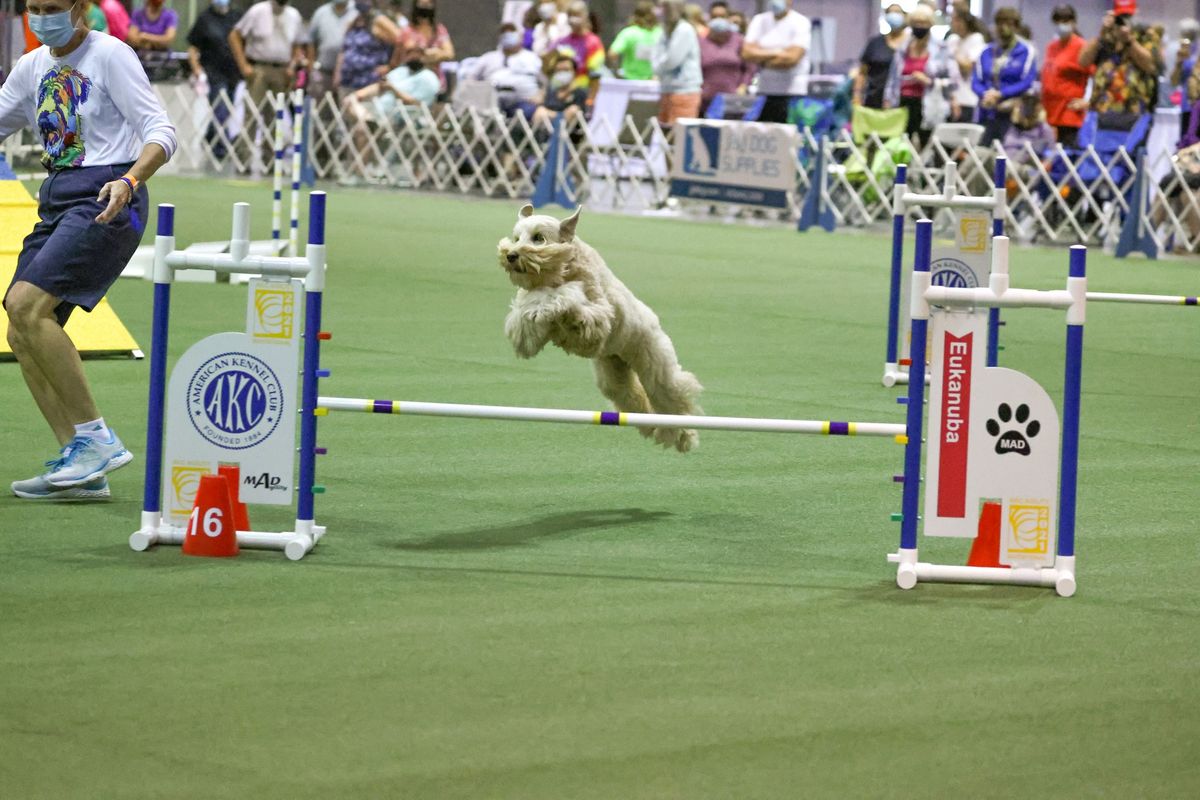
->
[931,256,979,289]
[188,352,283,450]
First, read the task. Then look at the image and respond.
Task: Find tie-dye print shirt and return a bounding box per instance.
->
[0,31,176,170]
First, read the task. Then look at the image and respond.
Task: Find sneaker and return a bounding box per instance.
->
[11,473,110,500]
[44,432,134,488]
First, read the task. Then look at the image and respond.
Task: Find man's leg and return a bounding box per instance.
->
[5,282,100,434]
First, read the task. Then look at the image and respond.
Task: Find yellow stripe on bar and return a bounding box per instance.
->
[895,434,908,445]
[848,422,858,436]
[314,407,329,416]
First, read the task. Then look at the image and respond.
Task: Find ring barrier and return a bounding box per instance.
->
[130,200,1090,597]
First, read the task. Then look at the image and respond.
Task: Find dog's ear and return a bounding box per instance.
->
[558,206,582,242]
[518,204,534,219]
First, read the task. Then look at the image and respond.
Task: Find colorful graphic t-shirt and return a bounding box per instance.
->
[551,31,605,91]
[0,32,176,169]
[1091,27,1163,115]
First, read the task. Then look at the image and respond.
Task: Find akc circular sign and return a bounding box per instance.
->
[930,256,981,289]
[187,352,284,450]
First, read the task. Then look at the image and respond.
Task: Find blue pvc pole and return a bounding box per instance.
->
[1057,246,1086,558]
[886,164,908,367]
[988,156,1006,368]
[899,219,931,551]
[142,205,175,515]
[296,192,326,523]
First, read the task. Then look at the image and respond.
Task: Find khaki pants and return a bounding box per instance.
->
[240,65,292,173]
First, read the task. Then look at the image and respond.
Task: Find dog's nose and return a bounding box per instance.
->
[506,252,519,263]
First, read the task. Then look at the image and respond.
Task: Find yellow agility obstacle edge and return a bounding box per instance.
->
[0,180,142,359]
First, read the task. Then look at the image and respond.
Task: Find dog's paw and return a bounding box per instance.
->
[654,427,698,453]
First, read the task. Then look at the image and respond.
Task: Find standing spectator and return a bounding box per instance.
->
[128,0,179,77]
[708,1,729,23]
[520,5,540,51]
[945,6,988,122]
[607,1,660,81]
[1042,5,1092,147]
[1172,19,1200,138]
[187,0,242,160]
[384,0,409,30]
[335,2,401,96]
[99,0,131,41]
[551,1,605,106]
[683,4,707,39]
[532,0,569,56]
[855,4,906,110]
[1080,1,1163,118]
[972,7,1037,146]
[699,13,751,115]
[307,0,359,103]
[83,0,108,32]
[741,0,811,124]
[399,0,453,92]
[466,23,543,118]
[229,0,305,108]
[655,0,702,126]
[884,4,948,147]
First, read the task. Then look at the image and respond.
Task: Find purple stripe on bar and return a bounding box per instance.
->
[315,447,328,455]
[372,400,394,414]
[892,474,905,483]
[1187,297,1197,305]
[599,411,620,425]
[828,421,850,435]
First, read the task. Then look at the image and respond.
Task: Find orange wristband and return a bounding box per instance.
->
[120,173,139,191]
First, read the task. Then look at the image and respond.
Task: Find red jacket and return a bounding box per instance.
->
[1042,34,1093,129]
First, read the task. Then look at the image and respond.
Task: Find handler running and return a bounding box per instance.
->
[0,0,176,499]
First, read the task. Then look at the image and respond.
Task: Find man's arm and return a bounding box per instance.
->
[186,45,203,78]
[228,28,254,79]
[765,45,803,69]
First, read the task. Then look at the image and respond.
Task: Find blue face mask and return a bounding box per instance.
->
[885,12,905,30]
[769,0,788,15]
[29,9,77,49]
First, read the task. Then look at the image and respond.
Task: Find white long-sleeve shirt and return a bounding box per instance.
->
[654,22,702,95]
[0,31,176,170]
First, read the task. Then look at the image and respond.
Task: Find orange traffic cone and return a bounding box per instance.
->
[217,464,252,532]
[182,474,240,557]
[966,501,1007,568]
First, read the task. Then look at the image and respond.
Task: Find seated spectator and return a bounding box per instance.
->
[655,0,702,126]
[128,0,179,77]
[972,6,1037,146]
[99,0,131,41]
[550,1,605,106]
[607,1,661,81]
[399,0,454,92]
[1001,94,1055,172]
[1079,1,1163,117]
[466,23,543,118]
[699,14,751,115]
[856,4,906,110]
[1042,5,1092,147]
[884,4,949,147]
[84,0,108,32]
[532,0,570,56]
[532,50,589,129]
[336,2,402,97]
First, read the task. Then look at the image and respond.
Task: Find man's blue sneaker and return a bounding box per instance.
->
[12,473,110,500]
[44,433,134,488]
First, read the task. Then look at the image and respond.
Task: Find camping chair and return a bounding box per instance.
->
[838,106,910,203]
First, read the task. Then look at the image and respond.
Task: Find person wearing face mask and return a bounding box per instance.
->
[186,0,243,160]
[699,7,751,115]
[971,6,1037,146]
[1079,1,1163,118]
[1041,5,1092,148]
[466,22,543,118]
[98,0,131,41]
[883,4,949,147]
[334,2,401,97]
[855,4,906,110]
[0,0,177,499]
[742,0,811,124]
[306,0,360,103]
[607,1,661,81]
[127,0,178,76]
[943,6,988,123]
[654,0,702,126]
[532,50,589,129]
[396,0,453,92]
[548,1,604,106]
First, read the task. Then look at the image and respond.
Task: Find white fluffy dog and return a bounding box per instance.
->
[497,205,703,452]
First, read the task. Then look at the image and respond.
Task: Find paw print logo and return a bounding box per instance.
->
[986,402,1040,455]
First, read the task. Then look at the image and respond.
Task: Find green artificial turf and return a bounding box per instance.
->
[1,177,1197,798]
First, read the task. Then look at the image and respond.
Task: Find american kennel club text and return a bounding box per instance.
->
[187,352,284,449]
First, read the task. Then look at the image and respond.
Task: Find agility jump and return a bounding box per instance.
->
[130,199,1090,597]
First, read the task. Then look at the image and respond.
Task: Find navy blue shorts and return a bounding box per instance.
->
[4,163,148,326]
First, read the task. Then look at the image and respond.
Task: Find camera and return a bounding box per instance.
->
[1114,15,1130,28]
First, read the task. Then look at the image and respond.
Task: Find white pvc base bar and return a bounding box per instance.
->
[888,550,1076,597]
[130,512,326,560]
[881,363,910,387]
[317,397,907,438]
